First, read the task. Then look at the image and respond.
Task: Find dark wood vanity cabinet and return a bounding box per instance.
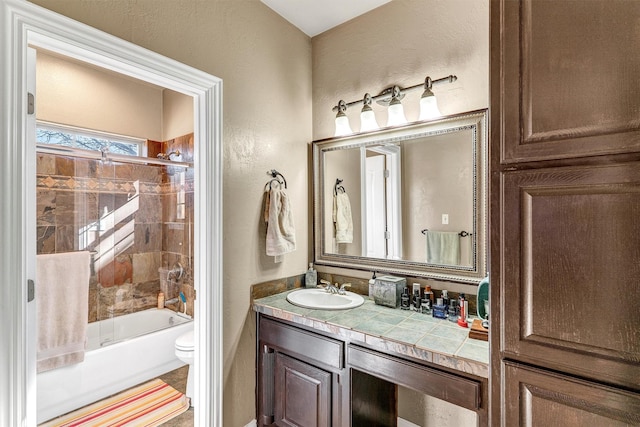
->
[274,353,332,427]
[491,0,640,424]
[258,316,346,426]
[257,313,488,427]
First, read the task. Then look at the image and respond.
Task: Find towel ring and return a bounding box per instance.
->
[265,178,284,191]
[267,169,287,189]
[334,178,346,195]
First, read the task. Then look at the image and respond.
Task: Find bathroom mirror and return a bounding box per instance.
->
[313,109,487,284]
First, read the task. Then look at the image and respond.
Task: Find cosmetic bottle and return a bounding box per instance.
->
[442,289,450,309]
[420,297,432,314]
[305,263,317,288]
[157,292,165,309]
[411,283,422,311]
[424,285,434,306]
[448,299,458,322]
[400,287,410,310]
[457,293,469,327]
[432,297,447,319]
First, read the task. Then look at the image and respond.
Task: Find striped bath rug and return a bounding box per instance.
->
[40,379,190,427]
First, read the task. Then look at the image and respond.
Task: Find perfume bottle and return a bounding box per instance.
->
[400,287,410,310]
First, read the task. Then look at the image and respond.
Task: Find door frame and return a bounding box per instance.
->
[0,1,223,425]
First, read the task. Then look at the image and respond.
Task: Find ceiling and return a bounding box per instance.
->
[261,0,391,37]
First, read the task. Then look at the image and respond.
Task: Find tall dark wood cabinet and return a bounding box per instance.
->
[490,0,640,425]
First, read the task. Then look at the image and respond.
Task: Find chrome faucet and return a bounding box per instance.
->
[168,262,184,281]
[318,279,339,294]
[338,283,351,295]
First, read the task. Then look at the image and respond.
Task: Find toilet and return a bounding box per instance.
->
[175,330,195,406]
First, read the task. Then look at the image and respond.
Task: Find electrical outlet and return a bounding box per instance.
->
[442,213,449,225]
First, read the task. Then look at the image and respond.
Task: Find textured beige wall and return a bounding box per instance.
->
[312,0,489,140]
[36,51,164,140]
[29,1,312,426]
[37,52,195,141]
[29,0,487,423]
[312,0,488,424]
[163,89,194,141]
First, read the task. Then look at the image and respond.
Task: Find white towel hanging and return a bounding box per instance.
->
[333,191,353,244]
[265,187,296,256]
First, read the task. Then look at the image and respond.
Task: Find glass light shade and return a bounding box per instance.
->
[360,108,379,132]
[334,113,352,136]
[386,99,407,127]
[419,93,442,120]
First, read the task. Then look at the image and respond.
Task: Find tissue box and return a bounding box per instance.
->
[372,275,407,308]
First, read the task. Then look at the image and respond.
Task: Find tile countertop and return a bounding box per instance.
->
[253,290,489,379]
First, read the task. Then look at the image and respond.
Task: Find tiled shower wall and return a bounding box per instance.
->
[36,134,195,323]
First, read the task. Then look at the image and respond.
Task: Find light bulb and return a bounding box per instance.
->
[419,77,442,120]
[419,91,442,120]
[334,99,352,136]
[386,97,407,127]
[360,108,378,132]
[360,94,379,132]
[335,114,352,136]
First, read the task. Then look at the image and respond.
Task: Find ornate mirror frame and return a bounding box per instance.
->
[312,109,487,284]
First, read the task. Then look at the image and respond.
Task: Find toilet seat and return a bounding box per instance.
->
[175,330,194,351]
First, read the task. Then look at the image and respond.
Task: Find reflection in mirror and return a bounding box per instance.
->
[313,110,487,284]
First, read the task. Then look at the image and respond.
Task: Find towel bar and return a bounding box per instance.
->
[421,229,472,237]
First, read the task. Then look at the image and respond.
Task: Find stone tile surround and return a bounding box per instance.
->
[36,133,195,323]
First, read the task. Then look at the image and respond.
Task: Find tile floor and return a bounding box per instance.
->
[41,366,193,426]
[157,366,193,426]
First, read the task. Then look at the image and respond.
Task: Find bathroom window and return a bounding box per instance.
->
[36,122,146,157]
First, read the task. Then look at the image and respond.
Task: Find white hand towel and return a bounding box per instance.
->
[265,188,296,256]
[425,231,460,265]
[333,192,353,244]
[36,251,91,372]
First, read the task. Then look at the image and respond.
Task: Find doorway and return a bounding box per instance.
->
[0,1,223,425]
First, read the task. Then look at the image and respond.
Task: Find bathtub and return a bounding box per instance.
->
[36,308,193,424]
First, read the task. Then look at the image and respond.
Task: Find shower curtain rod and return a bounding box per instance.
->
[36,144,193,168]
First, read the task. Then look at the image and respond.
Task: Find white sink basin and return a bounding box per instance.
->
[286,288,365,310]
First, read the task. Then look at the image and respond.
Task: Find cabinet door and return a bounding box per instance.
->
[503,362,640,426]
[494,0,640,163]
[500,162,640,390]
[274,352,331,427]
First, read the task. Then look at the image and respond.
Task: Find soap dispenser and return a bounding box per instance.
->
[305,263,317,288]
[368,271,377,299]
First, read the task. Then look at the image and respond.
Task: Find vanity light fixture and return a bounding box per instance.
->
[386,85,407,127]
[334,99,353,137]
[419,76,442,120]
[359,93,379,132]
[332,74,456,135]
